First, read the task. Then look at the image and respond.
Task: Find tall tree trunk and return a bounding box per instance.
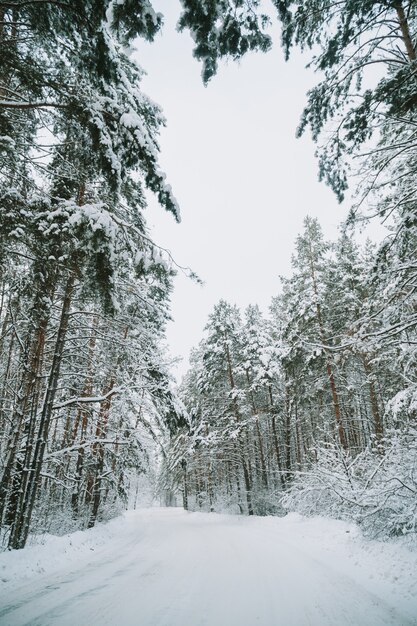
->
[394,1,416,61]
[87,377,115,528]
[181,459,188,510]
[225,343,253,515]
[307,238,348,450]
[207,455,215,512]
[284,382,293,483]
[71,314,98,517]
[0,316,15,436]
[8,272,76,549]
[268,384,285,488]
[361,355,384,448]
[0,299,49,525]
[246,370,268,489]
[87,320,130,528]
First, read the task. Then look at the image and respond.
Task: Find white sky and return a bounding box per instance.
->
[134,3,384,379]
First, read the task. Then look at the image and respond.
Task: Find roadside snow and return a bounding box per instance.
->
[0,508,416,626]
[0,513,135,588]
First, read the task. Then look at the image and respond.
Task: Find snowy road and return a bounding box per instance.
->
[0,508,416,626]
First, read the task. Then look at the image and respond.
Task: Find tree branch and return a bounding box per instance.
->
[52,387,122,410]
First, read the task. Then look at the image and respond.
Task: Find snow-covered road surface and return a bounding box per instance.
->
[0,508,416,626]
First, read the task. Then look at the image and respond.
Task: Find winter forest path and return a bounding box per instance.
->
[0,508,416,626]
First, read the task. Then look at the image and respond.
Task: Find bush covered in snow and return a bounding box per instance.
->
[282,428,417,539]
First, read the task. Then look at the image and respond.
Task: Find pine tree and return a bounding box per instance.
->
[0,0,185,548]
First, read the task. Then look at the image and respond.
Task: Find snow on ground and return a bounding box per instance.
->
[0,508,416,626]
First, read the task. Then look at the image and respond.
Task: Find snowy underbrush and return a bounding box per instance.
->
[251,488,285,516]
[33,497,124,538]
[0,493,126,551]
[0,511,134,588]
[282,428,417,539]
[186,491,241,515]
[0,474,156,550]
[187,487,284,517]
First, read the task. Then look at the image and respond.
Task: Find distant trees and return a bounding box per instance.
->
[169,217,416,536]
[168,1,417,536]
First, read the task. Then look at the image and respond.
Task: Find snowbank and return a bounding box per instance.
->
[0,512,134,588]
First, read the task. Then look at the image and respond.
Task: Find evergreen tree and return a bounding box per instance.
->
[0,0,185,549]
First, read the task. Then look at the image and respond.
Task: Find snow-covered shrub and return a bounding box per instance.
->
[385,385,417,429]
[251,488,285,517]
[282,429,417,538]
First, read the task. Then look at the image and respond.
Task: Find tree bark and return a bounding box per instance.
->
[225,343,253,515]
[0,302,49,525]
[71,314,98,517]
[394,1,416,61]
[8,272,76,549]
[306,237,348,450]
[361,355,384,448]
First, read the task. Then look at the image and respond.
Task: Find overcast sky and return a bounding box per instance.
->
[134,3,385,379]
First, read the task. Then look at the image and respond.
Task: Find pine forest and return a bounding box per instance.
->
[0,4,417,622]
